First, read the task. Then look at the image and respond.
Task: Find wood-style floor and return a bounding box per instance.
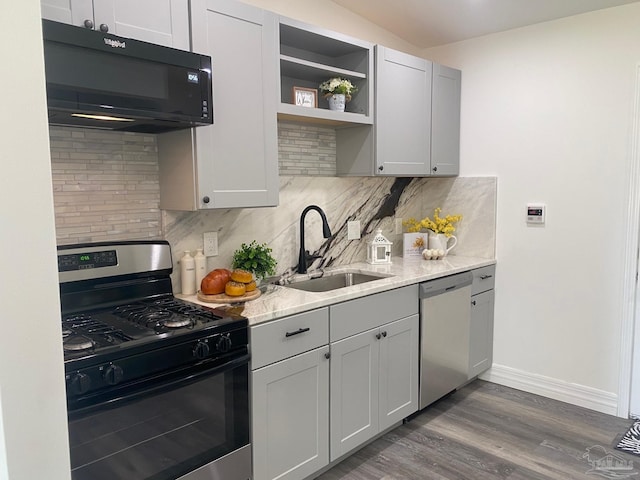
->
[316,380,638,480]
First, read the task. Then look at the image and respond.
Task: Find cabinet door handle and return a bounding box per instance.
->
[99,23,109,33]
[324,352,331,360]
[471,300,477,306]
[378,165,384,171]
[285,327,310,338]
[375,333,382,340]
[480,274,493,280]
[83,19,94,29]
[381,331,387,337]
[432,166,438,172]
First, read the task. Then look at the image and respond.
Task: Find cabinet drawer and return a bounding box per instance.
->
[330,285,419,342]
[471,265,496,295]
[251,308,329,369]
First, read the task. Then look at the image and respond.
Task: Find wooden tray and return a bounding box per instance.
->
[197,288,261,304]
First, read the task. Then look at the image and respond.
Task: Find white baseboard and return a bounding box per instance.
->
[480,364,619,416]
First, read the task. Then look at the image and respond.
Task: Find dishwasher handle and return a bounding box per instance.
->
[419,271,473,299]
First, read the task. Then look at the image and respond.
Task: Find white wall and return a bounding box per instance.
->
[424,4,640,411]
[0,1,71,478]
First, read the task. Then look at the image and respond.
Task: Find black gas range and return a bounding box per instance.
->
[58,240,251,480]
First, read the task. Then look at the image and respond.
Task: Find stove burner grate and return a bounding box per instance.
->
[63,334,95,352]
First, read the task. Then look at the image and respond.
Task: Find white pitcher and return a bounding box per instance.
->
[428,232,457,256]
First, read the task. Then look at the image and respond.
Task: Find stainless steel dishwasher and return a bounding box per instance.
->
[419,271,473,409]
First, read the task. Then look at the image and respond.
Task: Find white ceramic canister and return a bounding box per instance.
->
[180,251,196,295]
[194,248,207,292]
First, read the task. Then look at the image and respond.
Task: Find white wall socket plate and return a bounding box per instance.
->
[203,231,218,256]
[347,221,361,240]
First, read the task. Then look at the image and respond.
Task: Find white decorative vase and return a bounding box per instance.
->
[428,232,457,256]
[327,93,346,112]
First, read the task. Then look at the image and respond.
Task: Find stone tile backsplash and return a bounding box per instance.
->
[49,124,497,293]
[278,122,336,175]
[50,126,162,245]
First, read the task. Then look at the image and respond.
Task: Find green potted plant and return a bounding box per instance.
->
[318,77,358,112]
[231,241,277,280]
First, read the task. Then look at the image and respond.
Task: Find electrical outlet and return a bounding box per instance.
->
[347,221,361,240]
[395,217,403,234]
[203,231,218,256]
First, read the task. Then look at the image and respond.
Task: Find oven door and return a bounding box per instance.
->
[67,353,250,480]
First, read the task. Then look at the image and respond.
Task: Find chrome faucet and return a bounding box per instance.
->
[298,205,332,274]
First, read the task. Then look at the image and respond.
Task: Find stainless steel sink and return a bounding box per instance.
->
[283,271,392,293]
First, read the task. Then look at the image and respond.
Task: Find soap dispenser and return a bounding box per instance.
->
[180,251,196,295]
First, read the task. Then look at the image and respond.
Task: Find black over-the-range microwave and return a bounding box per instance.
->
[42,19,213,133]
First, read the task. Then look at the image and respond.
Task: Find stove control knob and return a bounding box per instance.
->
[68,372,91,395]
[193,340,210,360]
[103,364,124,385]
[215,333,232,353]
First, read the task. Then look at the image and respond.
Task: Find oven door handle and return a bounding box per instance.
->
[69,352,250,416]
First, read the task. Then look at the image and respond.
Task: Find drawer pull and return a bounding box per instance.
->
[285,327,310,338]
[480,274,493,280]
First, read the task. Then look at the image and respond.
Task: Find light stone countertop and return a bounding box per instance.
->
[178,256,496,326]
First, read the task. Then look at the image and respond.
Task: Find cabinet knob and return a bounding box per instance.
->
[202,196,210,204]
[99,23,109,33]
[432,166,438,172]
[83,19,94,29]
[378,165,384,171]
[375,333,382,340]
[471,300,477,306]
[324,352,331,360]
[381,331,387,338]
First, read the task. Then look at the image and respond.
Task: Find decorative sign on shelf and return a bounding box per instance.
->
[292,86,318,108]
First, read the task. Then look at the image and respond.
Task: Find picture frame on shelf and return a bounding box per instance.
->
[292,86,318,108]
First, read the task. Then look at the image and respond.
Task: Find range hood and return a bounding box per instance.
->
[42,20,213,133]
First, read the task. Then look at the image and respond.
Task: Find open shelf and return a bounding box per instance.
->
[277,103,373,126]
[278,17,373,124]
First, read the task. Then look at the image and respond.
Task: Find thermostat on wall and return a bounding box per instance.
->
[526,204,546,225]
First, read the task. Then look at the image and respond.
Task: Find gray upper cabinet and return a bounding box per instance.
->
[40,0,189,50]
[344,45,461,177]
[431,63,461,176]
[277,17,374,125]
[158,0,279,210]
[375,46,432,176]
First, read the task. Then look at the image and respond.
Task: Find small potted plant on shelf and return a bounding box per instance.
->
[319,77,358,112]
[231,240,277,281]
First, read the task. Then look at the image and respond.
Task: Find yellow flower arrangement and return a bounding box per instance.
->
[403,208,462,237]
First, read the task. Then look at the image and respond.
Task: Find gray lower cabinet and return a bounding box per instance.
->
[329,285,419,461]
[40,0,189,49]
[373,45,460,177]
[468,265,496,378]
[251,308,329,480]
[252,346,330,480]
[158,0,279,210]
[330,314,418,461]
